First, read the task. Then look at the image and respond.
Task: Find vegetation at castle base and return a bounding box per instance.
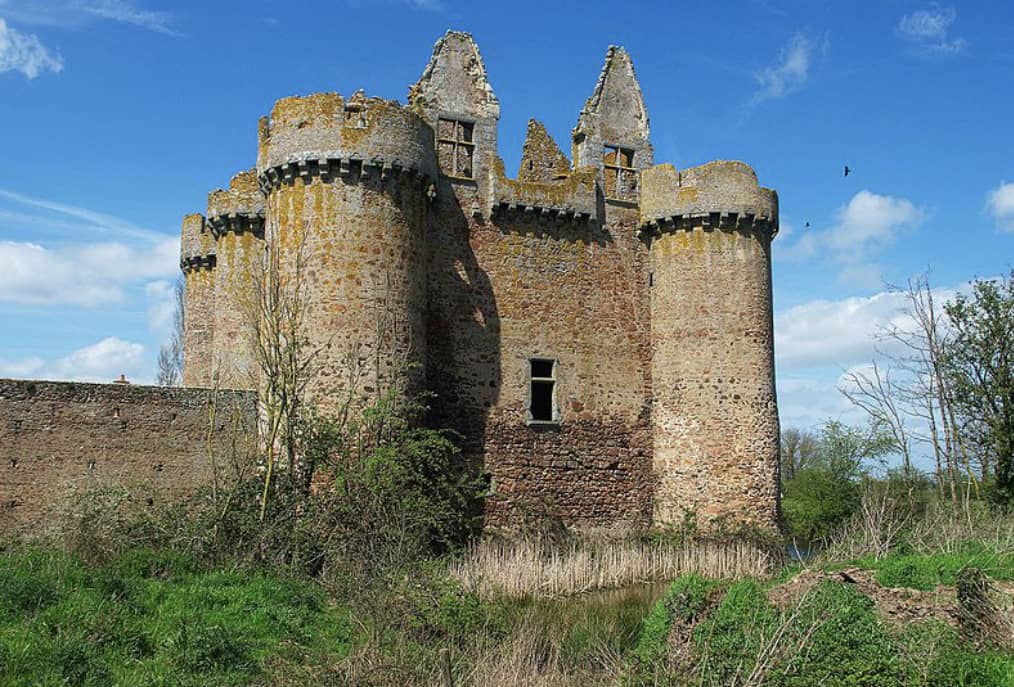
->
[625,566,1014,687]
[0,547,352,687]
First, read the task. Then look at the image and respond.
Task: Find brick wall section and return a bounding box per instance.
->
[0,379,256,536]
[471,200,654,528]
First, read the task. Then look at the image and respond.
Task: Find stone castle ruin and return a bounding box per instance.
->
[1,31,780,534]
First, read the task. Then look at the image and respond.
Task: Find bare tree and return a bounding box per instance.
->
[156,277,185,387]
[840,274,978,502]
[248,231,316,520]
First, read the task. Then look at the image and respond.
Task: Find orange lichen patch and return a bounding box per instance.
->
[518,119,570,183]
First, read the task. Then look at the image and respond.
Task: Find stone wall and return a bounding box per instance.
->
[180,214,216,387]
[0,379,257,536]
[642,161,780,529]
[208,170,265,391]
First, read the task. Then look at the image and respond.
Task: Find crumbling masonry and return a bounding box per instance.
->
[180,31,781,530]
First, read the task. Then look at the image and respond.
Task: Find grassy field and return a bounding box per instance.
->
[0,548,352,687]
[1,542,1011,686]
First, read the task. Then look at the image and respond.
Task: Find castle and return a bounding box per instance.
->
[178,30,781,530]
[0,30,779,534]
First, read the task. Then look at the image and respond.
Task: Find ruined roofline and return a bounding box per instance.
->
[575,45,650,140]
[408,29,499,115]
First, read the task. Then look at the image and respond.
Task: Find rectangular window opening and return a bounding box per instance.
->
[603,144,637,200]
[529,359,556,423]
[437,116,477,179]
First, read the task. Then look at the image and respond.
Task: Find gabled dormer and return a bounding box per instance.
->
[572,46,653,203]
[409,30,499,184]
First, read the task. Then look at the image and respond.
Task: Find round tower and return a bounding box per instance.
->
[180,213,216,387]
[640,161,780,529]
[207,170,265,390]
[256,91,435,414]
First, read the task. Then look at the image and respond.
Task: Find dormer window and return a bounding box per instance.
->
[438,117,475,179]
[603,144,637,200]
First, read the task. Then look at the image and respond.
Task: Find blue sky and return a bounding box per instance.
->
[1,0,1012,452]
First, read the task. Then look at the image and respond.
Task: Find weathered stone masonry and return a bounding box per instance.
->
[0,380,256,535]
[1,30,779,534]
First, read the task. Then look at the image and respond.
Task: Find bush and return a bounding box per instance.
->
[783,466,862,543]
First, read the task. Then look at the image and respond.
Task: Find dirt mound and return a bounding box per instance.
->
[767,567,958,628]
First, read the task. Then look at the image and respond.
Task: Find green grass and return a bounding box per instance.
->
[853,542,1014,590]
[0,547,352,687]
[629,570,1014,687]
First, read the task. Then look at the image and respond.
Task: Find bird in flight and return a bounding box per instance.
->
[844,164,852,177]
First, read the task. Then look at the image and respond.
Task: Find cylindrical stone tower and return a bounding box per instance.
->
[640,161,780,529]
[180,213,216,387]
[207,170,265,390]
[256,91,435,414]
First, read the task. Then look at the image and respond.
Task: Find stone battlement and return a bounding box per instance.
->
[638,161,779,237]
[489,157,598,223]
[179,213,215,272]
[256,91,437,190]
[207,170,265,239]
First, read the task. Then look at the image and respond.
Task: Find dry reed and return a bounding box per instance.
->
[450,537,773,599]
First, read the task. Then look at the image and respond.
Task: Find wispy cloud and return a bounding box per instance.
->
[0,188,165,241]
[896,6,966,56]
[777,190,925,288]
[0,0,179,35]
[0,189,177,307]
[77,0,176,35]
[986,181,1014,232]
[0,17,62,77]
[750,32,820,106]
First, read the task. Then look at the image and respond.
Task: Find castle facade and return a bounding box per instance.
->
[180,31,781,530]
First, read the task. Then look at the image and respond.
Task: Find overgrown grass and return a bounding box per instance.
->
[450,536,773,599]
[628,571,1014,687]
[0,547,352,687]
[858,542,1014,590]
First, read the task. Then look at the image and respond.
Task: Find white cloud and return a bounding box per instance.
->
[775,290,915,369]
[0,336,147,383]
[0,189,178,306]
[777,190,924,286]
[0,238,177,306]
[751,33,815,105]
[144,278,178,336]
[0,188,165,241]
[986,181,1014,232]
[0,17,62,78]
[897,7,966,56]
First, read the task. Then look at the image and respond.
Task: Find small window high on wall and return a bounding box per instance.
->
[437,117,476,179]
[529,358,557,424]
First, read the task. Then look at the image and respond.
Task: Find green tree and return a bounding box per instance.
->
[781,421,895,542]
[944,271,1014,503]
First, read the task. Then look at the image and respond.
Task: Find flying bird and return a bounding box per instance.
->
[804,222,811,229]
[844,164,852,177]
